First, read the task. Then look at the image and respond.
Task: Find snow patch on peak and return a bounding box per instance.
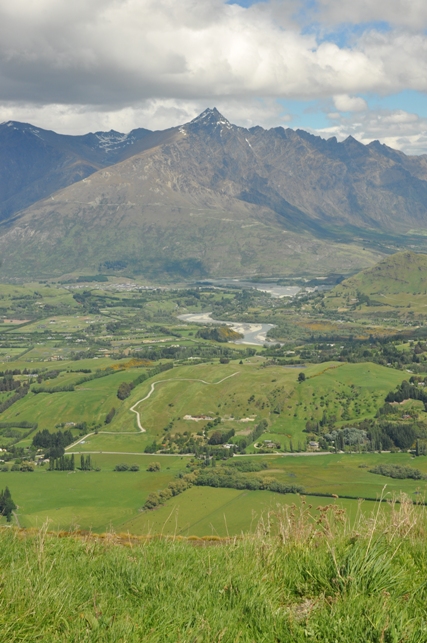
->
[28,127,42,139]
[1,122,43,136]
[94,130,135,153]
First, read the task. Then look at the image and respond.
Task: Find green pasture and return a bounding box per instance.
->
[6,367,147,436]
[124,486,388,537]
[1,454,187,532]
[0,348,33,361]
[3,451,427,536]
[67,432,151,452]
[0,356,115,371]
[255,451,427,498]
[8,314,105,334]
[0,282,76,305]
[117,361,406,446]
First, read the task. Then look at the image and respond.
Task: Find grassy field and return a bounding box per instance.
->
[2,366,148,438]
[1,498,427,642]
[3,451,427,535]
[0,455,187,532]
[124,486,381,537]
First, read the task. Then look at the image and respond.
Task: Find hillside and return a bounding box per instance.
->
[0,505,425,642]
[324,251,427,317]
[1,109,427,279]
[333,251,427,295]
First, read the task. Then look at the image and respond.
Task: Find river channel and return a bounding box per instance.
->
[177,312,276,346]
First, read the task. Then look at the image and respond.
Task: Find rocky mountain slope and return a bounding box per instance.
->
[0,108,427,280]
[0,120,174,220]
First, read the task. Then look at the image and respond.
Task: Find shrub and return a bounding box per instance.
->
[117,382,134,400]
[114,463,130,472]
[105,407,116,424]
[369,464,426,480]
[20,462,34,472]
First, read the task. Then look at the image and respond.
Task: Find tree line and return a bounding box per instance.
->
[143,465,303,511]
[32,429,74,458]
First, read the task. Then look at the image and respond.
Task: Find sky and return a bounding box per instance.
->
[0,0,426,154]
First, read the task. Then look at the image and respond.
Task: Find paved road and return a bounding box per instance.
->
[66,449,334,458]
[66,450,193,456]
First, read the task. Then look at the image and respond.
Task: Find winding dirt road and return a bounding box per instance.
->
[130,372,240,432]
[65,372,240,451]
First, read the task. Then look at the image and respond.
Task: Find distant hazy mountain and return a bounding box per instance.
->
[0,108,427,280]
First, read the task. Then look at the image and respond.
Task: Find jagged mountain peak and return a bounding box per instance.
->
[342,135,364,147]
[186,107,233,131]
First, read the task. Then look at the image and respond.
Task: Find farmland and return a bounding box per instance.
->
[2,449,427,535]
[1,257,427,536]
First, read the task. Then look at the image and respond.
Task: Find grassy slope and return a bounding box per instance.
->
[342,251,427,295]
[0,359,417,536]
[1,502,427,642]
[4,360,401,450]
[88,361,404,447]
[325,250,427,315]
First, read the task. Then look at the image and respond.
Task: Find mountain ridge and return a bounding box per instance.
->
[1,108,427,280]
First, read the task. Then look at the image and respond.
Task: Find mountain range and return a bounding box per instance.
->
[1,108,427,280]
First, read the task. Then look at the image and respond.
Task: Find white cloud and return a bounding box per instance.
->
[0,97,291,134]
[0,0,426,153]
[316,0,427,30]
[314,109,427,155]
[333,94,367,112]
[0,0,427,109]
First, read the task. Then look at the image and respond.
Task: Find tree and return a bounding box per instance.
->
[0,486,16,522]
[117,382,134,400]
[298,372,306,382]
[105,407,116,424]
[147,462,161,472]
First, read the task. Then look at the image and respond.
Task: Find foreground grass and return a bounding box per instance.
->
[1,501,427,642]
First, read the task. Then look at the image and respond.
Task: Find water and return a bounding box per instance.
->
[197,279,301,299]
[178,312,276,346]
